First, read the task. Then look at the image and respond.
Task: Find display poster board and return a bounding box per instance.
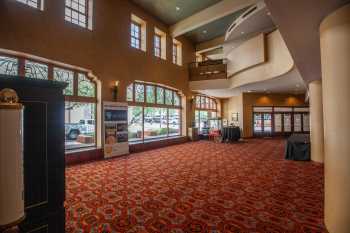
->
[103,102,129,158]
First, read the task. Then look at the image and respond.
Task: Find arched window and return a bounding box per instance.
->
[194,95,218,132]
[0,54,97,150]
[126,81,182,142]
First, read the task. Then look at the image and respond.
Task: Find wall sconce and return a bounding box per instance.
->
[113,81,119,101]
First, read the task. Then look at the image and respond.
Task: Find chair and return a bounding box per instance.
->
[209,129,221,142]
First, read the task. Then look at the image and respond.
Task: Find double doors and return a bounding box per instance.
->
[254,113,272,136]
[254,111,310,137]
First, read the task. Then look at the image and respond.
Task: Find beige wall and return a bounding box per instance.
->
[309,80,324,163]
[222,94,243,128]
[0,0,195,120]
[242,93,306,137]
[320,4,350,233]
[226,33,266,76]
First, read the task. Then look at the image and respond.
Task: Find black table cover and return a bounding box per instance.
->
[285,134,311,161]
[221,127,240,142]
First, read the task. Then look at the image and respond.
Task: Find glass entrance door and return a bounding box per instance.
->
[254,113,272,136]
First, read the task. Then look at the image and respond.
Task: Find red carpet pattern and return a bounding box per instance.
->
[66,139,326,233]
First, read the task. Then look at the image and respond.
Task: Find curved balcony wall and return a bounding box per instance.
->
[189,30,295,91]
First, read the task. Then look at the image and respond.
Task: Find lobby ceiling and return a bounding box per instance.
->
[132,0,250,44]
[184,8,248,43]
[132,0,222,25]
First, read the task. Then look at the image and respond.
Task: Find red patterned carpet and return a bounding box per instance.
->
[65,139,326,233]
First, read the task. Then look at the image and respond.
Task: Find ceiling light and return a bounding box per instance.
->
[176,6,180,11]
[267,12,271,16]
[241,31,245,34]
[203,30,207,34]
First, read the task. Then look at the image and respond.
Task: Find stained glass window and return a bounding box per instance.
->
[156,87,164,104]
[146,85,155,103]
[165,89,173,105]
[135,83,144,102]
[25,60,48,79]
[174,93,180,106]
[53,67,74,95]
[0,56,18,76]
[127,83,133,101]
[78,73,95,97]
[196,96,201,108]
[16,0,39,9]
[65,0,88,28]
[127,82,182,143]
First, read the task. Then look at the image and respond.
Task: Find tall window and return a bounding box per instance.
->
[154,34,161,58]
[0,53,97,150]
[16,0,42,9]
[154,27,166,60]
[194,95,218,133]
[173,39,182,66]
[127,82,182,142]
[131,22,141,49]
[172,44,178,64]
[65,0,90,28]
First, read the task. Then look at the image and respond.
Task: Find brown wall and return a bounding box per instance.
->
[242,93,307,137]
[0,0,195,104]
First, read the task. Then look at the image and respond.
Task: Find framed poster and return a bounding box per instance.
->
[103,102,129,158]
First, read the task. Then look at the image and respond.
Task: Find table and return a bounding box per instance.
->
[285,134,310,161]
[221,127,240,142]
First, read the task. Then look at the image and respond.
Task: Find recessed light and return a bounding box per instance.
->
[241,31,245,34]
[176,6,180,11]
[203,30,207,34]
[267,12,271,16]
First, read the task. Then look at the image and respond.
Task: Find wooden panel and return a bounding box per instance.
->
[0,76,66,233]
[23,101,48,210]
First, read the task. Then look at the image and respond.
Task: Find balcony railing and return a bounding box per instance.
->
[189,59,228,81]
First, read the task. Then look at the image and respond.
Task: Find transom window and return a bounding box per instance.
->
[154,34,161,58]
[131,22,141,49]
[0,55,19,76]
[127,82,182,142]
[65,0,89,28]
[16,0,42,9]
[0,53,97,151]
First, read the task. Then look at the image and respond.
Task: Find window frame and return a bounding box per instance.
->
[16,0,43,10]
[65,0,90,29]
[172,43,178,64]
[126,81,182,143]
[154,34,162,58]
[0,52,97,150]
[131,21,142,50]
[194,95,218,133]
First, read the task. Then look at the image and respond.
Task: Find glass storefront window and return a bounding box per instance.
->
[169,109,180,136]
[128,106,143,141]
[65,102,96,150]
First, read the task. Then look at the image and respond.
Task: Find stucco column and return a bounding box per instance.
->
[309,80,324,163]
[320,4,350,233]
